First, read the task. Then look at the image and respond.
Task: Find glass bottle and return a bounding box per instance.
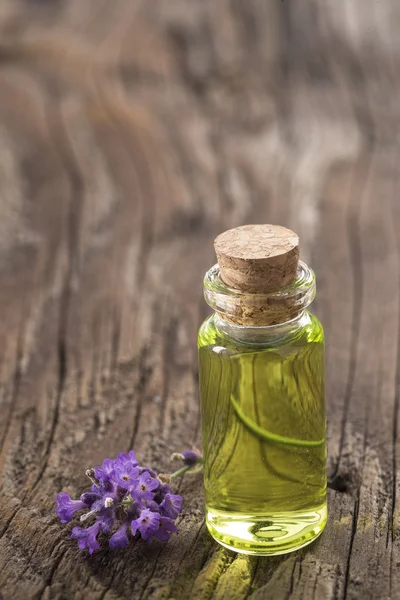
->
[198,225,327,556]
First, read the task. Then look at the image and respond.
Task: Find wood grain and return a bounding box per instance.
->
[0,1,399,598]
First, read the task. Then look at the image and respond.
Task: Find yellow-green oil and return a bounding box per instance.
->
[198,311,327,555]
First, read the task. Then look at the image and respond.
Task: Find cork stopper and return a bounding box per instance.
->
[214,224,299,293]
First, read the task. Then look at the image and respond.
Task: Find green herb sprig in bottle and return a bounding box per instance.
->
[198,224,327,555]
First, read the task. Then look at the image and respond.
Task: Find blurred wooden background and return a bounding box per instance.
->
[0,1,399,598]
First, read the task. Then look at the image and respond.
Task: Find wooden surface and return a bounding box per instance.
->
[0,1,399,598]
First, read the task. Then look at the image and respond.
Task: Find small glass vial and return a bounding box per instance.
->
[198,225,327,555]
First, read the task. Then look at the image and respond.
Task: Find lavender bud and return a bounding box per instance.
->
[80,492,100,507]
[181,450,202,467]
[85,468,98,486]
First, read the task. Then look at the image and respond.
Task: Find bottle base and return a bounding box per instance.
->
[206,504,327,556]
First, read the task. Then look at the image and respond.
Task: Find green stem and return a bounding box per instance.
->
[170,465,192,479]
[170,459,204,480]
[230,396,325,447]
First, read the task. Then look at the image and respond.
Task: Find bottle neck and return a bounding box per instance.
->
[213,310,310,344]
[203,261,316,327]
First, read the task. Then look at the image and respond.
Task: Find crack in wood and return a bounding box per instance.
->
[388,174,400,597]
[343,497,360,600]
[24,88,85,501]
[0,320,24,454]
[331,155,369,481]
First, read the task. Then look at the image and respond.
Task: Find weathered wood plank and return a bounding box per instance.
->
[0,1,400,599]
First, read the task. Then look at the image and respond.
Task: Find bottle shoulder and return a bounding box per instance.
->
[198,314,218,347]
[198,311,324,351]
[306,311,324,341]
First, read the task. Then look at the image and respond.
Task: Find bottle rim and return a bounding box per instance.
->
[204,261,316,325]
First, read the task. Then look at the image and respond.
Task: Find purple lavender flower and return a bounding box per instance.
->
[114,463,140,491]
[145,500,162,513]
[71,522,102,554]
[132,509,160,542]
[160,494,183,520]
[153,517,178,542]
[94,458,115,482]
[56,449,183,552]
[159,482,172,495]
[97,503,116,533]
[133,472,159,501]
[153,482,172,505]
[109,521,130,550]
[115,450,138,467]
[56,492,87,523]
